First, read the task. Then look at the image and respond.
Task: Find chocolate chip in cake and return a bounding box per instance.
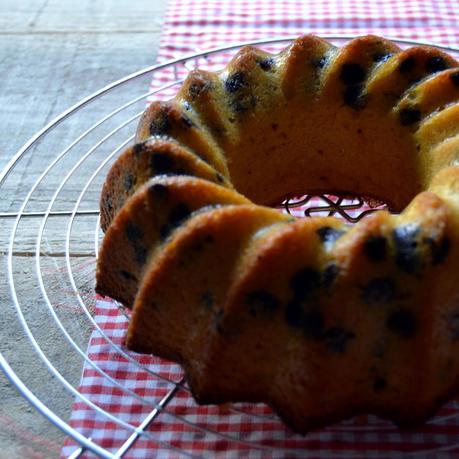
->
[134,245,147,265]
[149,111,170,135]
[387,309,417,338]
[316,226,345,245]
[399,107,422,126]
[323,263,340,289]
[214,308,224,334]
[312,56,328,69]
[447,312,459,340]
[364,235,387,262]
[373,52,393,63]
[150,152,175,174]
[188,82,203,99]
[302,309,325,339]
[290,268,321,299]
[133,143,146,156]
[398,56,416,73]
[123,173,135,191]
[340,63,366,85]
[362,277,395,304]
[393,224,420,273]
[373,377,387,392]
[426,56,449,73]
[200,291,214,309]
[343,84,366,109]
[450,71,459,87]
[181,115,194,128]
[258,57,275,71]
[126,222,143,242]
[245,290,280,317]
[104,196,113,213]
[324,326,355,353]
[120,270,137,281]
[159,203,192,239]
[170,203,190,223]
[225,71,249,93]
[230,94,257,113]
[425,235,450,265]
[149,182,169,197]
[285,299,303,328]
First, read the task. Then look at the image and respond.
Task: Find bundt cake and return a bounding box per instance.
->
[96,35,459,433]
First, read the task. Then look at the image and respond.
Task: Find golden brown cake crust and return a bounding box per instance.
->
[97,34,459,434]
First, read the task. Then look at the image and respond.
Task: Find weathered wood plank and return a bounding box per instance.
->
[0,0,169,456]
[0,0,166,33]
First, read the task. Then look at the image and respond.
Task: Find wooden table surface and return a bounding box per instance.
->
[0,1,168,457]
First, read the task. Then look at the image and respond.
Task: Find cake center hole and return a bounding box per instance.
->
[277,193,392,224]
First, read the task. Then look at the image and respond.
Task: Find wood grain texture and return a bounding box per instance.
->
[0,0,168,457]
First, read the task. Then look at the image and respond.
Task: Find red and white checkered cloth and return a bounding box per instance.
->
[62,0,459,457]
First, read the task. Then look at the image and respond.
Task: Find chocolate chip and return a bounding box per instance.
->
[393,224,420,273]
[214,308,224,334]
[426,56,449,73]
[362,277,395,304]
[225,71,248,93]
[200,291,214,309]
[126,222,143,242]
[149,183,169,196]
[285,299,303,328]
[373,377,387,392]
[120,270,137,281]
[302,309,325,339]
[258,57,274,71]
[312,56,328,69]
[149,112,169,135]
[387,309,417,338]
[229,94,257,113]
[181,115,194,128]
[343,84,366,109]
[104,196,113,213]
[373,53,393,63]
[316,226,345,245]
[245,290,280,317]
[150,152,174,174]
[447,313,459,340]
[159,203,192,239]
[450,72,459,87]
[123,174,135,191]
[133,143,145,156]
[188,83,203,98]
[425,235,450,265]
[134,245,147,265]
[399,56,416,73]
[323,263,340,289]
[399,108,422,126]
[290,268,321,299]
[324,326,355,353]
[340,63,366,85]
[169,203,191,226]
[364,235,387,261]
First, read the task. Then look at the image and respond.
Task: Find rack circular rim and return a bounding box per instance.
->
[2,35,459,458]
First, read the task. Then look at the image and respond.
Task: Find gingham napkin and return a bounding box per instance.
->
[62,0,459,457]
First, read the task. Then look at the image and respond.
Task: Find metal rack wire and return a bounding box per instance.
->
[2,36,459,458]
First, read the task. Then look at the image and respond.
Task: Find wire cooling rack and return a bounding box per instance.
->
[2,36,459,459]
